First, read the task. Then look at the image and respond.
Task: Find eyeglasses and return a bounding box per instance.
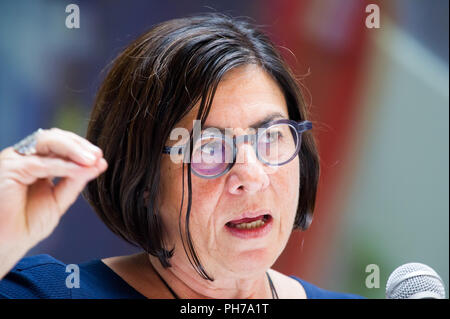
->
[163,119,312,179]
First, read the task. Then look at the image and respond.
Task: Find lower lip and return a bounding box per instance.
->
[225,216,273,239]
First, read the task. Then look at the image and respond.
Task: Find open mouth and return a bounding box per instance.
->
[225,214,273,239]
[226,214,272,229]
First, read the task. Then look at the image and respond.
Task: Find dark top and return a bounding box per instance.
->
[0,254,365,299]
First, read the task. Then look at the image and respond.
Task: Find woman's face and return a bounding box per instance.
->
[158,64,300,278]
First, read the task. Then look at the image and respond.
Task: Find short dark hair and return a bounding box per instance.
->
[83,12,320,281]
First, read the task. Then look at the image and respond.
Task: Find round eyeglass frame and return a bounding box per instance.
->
[163,119,312,179]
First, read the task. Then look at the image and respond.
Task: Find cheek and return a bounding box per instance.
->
[190,178,223,228]
[273,158,300,221]
[158,160,222,239]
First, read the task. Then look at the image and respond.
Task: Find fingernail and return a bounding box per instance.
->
[100,158,108,170]
[82,151,97,163]
[88,144,102,154]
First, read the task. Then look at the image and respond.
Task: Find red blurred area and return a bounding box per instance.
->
[259,0,373,281]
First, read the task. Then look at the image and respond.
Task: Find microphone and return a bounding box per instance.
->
[386,263,446,299]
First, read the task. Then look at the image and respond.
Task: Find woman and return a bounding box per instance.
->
[0,13,363,299]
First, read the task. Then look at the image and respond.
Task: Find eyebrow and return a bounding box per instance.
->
[198,112,287,135]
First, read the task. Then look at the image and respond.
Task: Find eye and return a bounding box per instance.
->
[261,130,283,143]
[201,141,223,155]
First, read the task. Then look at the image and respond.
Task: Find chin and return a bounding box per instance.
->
[226,248,275,275]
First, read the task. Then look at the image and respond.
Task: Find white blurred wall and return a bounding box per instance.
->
[326,19,449,298]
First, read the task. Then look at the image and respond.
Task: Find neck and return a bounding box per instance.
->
[146,254,274,299]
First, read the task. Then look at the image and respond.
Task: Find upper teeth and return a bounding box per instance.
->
[235,219,265,229]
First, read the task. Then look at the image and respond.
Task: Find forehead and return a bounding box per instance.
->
[179,64,289,131]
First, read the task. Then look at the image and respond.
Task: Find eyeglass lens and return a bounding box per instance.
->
[190,123,299,178]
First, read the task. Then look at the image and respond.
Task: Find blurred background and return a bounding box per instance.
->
[0,0,448,298]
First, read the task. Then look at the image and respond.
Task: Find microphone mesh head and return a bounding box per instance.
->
[386,263,446,299]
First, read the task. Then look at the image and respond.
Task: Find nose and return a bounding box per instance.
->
[227,142,270,195]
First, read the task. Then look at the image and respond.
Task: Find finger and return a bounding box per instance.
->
[35,129,100,166]
[4,154,104,186]
[53,158,108,215]
[49,128,103,157]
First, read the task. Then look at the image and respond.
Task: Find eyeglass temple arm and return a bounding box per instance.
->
[163,145,184,154]
[163,121,313,154]
[297,120,312,133]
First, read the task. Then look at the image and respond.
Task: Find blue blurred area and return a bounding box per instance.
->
[395,0,449,63]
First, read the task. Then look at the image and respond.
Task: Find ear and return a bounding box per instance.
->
[296,211,313,231]
[143,190,150,206]
[302,211,313,230]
